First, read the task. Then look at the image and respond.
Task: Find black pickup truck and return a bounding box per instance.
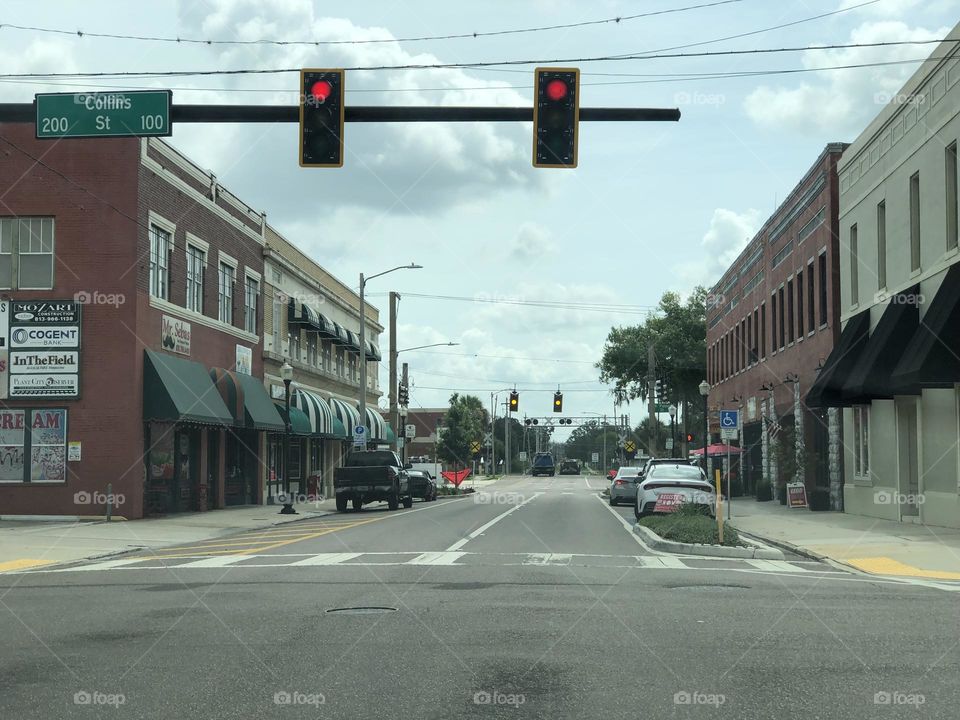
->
[334,450,413,512]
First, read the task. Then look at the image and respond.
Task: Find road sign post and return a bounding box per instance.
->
[35,91,172,139]
[353,424,366,450]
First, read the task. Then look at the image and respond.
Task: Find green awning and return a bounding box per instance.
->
[273,402,313,435]
[143,350,233,426]
[235,372,285,431]
[331,416,347,439]
[384,422,396,443]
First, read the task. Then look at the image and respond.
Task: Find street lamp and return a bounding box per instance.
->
[396,342,459,353]
[359,263,422,441]
[698,380,710,475]
[280,362,296,515]
[668,404,677,454]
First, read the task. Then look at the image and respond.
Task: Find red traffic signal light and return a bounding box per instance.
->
[300,69,345,167]
[533,68,580,168]
[509,391,519,412]
[553,392,563,412]
[686,433,694,443]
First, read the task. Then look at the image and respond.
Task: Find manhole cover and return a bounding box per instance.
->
[325,606,398,615]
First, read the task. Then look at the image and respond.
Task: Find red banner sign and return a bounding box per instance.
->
[787,483,808,508]
[441,469,471,487]
[653,492,685,513]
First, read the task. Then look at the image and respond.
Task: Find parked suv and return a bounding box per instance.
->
[531,452,555,477]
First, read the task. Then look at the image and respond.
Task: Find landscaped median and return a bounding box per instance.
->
[633,506,784,559]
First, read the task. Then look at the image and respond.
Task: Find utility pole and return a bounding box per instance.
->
[647,343,657,455]
[400,362,409,464]
[505,408,511,476]
[388,292,399,453]
[490,393,496,476]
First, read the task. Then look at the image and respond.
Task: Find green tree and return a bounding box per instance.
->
[436,394,487,469]
[598,287,707,405]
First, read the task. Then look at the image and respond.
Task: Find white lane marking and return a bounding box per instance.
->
[406,551,466,566]
[445,492,542,551]
[650,556,687,569]
[58,558,150,572]
[562,492,573,495]
[289,552,362,566]
[524,553,573,566]
[175,555,253,568]
[593,493,667,555]
[746,559,812,573]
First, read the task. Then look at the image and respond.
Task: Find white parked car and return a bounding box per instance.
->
[634,464,715,519]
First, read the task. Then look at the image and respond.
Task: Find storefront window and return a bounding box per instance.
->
[288,438,302,480]
[0,408,66,483]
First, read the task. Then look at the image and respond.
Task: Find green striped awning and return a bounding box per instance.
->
[363,406,388,441]
[364,339,382,362]
[291,388,337,437]
[329,397,362,437]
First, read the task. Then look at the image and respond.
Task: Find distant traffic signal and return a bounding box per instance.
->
[300,69,345,167]
[398,382,409,406]
[533,68,580,168]
[553,392,563,412]
[509,391,519,412]
[686,433,694,443]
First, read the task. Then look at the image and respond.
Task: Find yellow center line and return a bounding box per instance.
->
[0,558,56,573]
[846,556,960,580]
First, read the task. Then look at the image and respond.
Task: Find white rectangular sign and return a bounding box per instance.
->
[405,424,416,439]
[9,373,79,397]
[720,427,739,440]
[8,326,80,348]
[9,351,79,373]
[235,344,252,375]
[161,315,191,355]
[591,452,599,463]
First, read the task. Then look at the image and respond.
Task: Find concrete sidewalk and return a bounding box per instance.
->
[729,497,960,580]
[0,500,336,574]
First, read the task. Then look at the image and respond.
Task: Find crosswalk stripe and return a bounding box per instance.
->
[174,555,254,568]
[406,551,466,565]
[289,553,362,566]
[59,558,150,572]
[523,553,573,566]
[746,559,812,573]
[649,556,687,569]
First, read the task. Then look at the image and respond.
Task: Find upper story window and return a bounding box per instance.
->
[149,223,171,300]
[849,223,859,306]
[0,217,55,290]
[218,262,235,325]
[272,289,284,339]
[244,275,259,334]
[186,244,206,313]
[909,172,921,272]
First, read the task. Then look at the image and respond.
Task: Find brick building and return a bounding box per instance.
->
[706,143,847,507]
[0,124,277,518]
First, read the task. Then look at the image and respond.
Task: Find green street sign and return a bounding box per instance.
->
[655,403,670,412]
[36,91,172,139]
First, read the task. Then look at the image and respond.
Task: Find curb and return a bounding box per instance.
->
[632,523,784,560]
[733,530,828,561]
[0,515,128,523]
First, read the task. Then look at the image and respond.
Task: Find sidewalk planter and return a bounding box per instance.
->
[755,483,773,502]
[776,483,787,505]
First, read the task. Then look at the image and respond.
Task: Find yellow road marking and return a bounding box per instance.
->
[0,558,57,573]
[846,557,960,580]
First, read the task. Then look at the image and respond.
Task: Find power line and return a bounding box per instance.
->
[368,291,654,315]
[404,349,599,364]
[0,38,948,80]
[0,2,745,47]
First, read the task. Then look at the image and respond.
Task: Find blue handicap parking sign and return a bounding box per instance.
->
[719,410,739,429]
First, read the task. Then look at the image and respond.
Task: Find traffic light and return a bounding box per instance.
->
[398,382,409,406]
[299,69,345,167]
[686,433,695,443]
[533,67,580,168]
[509,391,519,412]
[553,392,563,412]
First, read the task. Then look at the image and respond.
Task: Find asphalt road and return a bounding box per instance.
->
[2,473,958,718]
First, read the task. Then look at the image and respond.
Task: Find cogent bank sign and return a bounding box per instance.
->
[10,327,79,348]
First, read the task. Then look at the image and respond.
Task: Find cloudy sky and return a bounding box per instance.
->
[0,0,956,437]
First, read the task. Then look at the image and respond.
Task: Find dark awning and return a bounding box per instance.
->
[892,263,960,389]
[210,368,286,431]
[314,312,337,339]
[365,339,382,362]
[841,288,920,402]
[805,310,870,408]
[329,322,351,345]
[288,297,313,325]
[143,350,234,426]
[345,330,363,353]
[273,402,313,435]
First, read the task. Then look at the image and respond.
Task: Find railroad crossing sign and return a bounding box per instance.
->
[470,441,481,455]
[484,433,493,446]
[623,440,636,454]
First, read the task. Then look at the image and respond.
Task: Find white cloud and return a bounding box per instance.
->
[509,222,555,260]
[743,20,950,135]
[674,207,763,288]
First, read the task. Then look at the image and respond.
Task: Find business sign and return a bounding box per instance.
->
[6,301,81,398]
[787,483,808,509]
[68,441,81,462]
[236,344,252,375]
[9,351,78,374]
[0,301,7,400]
[161,315,191,355]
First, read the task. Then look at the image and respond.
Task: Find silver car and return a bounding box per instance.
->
[634,464,715,518]
[608,466,643,505]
